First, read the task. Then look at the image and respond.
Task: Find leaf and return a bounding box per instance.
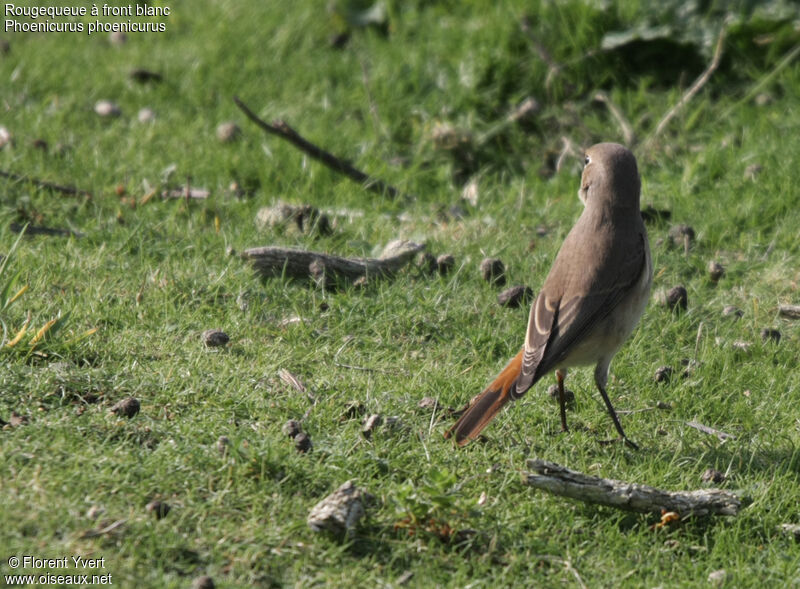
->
[4,313,30,348]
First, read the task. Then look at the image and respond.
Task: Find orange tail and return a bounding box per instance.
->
[445,349,524,446]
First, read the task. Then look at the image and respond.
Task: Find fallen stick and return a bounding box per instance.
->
[242,239,424,282]
[523,459,741,517]
[0,169,91,198]
[233,96,407,200]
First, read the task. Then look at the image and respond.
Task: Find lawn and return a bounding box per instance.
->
[1,1,799,587]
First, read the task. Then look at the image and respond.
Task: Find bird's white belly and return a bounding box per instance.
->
[559,251,652,369]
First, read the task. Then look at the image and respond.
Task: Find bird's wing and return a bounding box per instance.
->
[516,231,647,393]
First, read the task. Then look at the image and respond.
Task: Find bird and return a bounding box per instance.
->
[445,142,652,450]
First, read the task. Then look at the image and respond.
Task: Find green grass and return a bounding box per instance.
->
[1,1,799,587]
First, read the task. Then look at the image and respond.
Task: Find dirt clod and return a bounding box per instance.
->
[480,258,506,286]
[110,397,140,418]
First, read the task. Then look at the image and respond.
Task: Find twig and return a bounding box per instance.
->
[241,240,424,282]
[555,136,580,173]
[233,96,407,199]
[594,91,636,145]
[686,420,735,441]
[524,459,741,517]
[0,169,91,198]
[648,27,727,142]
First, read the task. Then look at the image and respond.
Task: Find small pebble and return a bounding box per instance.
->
[666,286,688,311]
[701,468,725,484]
[8,411,28,427]
[202,329,229,348]
[294,432,313,453]
[417,396,438,411]
[216,121,241,143]
[461,179,478,206]
[0,126,11,149]
[668,224,695,252]
[760,328,781,344]
[94,100,121,117]
[480,258,506,285]
[708,569,726,587]
[722,305,743,319]
[744,164,762,181]
[362,414,383,438]
[654,366,673,383]
[191,576,215,589]
[110,397,140,418]
[137,107,155,123]
[436,254,455,276]
[282,419,302,438]
[145,500,171,519]
[396,571,414,586]
[707,260,725,282]
[754,93,773,106]
[779,523,800,542]
[497,285,533,308]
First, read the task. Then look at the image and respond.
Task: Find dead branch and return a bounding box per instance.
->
[233,96,407,200]
[242,239,424,282]
[649,28,727,142]
[0,169,91,198]
[524,459,741,517]
[594,91,636,145]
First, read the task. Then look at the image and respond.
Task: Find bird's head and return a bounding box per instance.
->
[578,143,640,210]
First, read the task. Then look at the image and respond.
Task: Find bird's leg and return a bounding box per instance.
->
[594,363,639,450]
[556,369,568,432]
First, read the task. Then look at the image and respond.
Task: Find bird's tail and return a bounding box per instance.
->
[445,349,524,446]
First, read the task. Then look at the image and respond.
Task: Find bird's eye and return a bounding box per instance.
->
[584,155,590,165]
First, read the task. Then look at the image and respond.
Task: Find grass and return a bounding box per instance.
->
[1,1,799,587]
